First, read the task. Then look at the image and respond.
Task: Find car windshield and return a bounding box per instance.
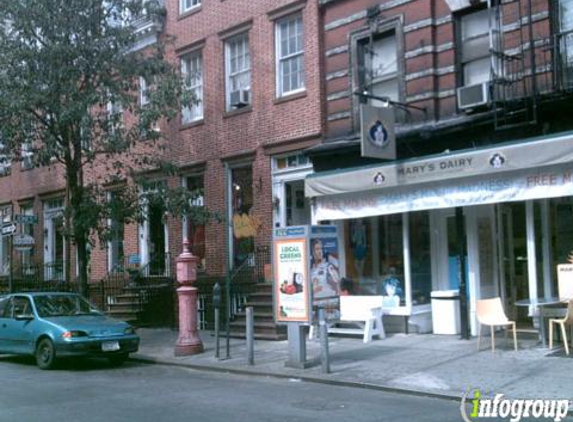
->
[33,295,102,317]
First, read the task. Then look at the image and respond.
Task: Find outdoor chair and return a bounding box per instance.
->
[476,297,517,352]
[549,298,573,355]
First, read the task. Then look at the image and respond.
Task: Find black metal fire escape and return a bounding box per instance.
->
[488,0,542,131]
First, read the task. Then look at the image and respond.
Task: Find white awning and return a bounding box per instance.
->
[306,131,573,221]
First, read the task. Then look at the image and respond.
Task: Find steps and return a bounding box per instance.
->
[106,292,143,323]
[230,283,286,340]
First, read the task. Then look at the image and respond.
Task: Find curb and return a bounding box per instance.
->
[131,354,463,403]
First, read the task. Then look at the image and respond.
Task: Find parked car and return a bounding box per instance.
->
[0,292,139,369]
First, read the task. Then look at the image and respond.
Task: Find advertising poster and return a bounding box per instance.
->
[310,226,341,321]
[557,264,573,299]
[273,227,311,324]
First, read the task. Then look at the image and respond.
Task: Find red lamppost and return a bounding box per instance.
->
[174,239,203,356]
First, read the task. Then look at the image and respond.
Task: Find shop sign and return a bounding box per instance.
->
[312,163,573,221]
[306,132,573,198]
[360,104,395,160]
[557,264,573,299]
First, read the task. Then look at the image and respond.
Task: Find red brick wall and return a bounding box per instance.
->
[0,0,324,282]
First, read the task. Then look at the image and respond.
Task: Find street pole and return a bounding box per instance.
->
[224,162,231,359]
[456,207,469,340]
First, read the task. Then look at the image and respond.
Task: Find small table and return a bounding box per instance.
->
[514,297,567,346]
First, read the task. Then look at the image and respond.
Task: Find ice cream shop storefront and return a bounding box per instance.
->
[305,132,573,336]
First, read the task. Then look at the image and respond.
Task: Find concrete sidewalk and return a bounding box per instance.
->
[133,328,573,402]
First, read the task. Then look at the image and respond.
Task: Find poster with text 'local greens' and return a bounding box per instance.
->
[274,233,310,324]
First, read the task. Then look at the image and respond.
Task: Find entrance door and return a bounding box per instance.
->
[148,203,166,275]
[431,209,466,292]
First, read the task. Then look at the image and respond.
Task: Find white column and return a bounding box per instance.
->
[526,200,538,317]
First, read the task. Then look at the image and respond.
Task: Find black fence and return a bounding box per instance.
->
[194,245,271,330]
[0,271,176,328]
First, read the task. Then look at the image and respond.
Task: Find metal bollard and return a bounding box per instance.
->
[213,283,221,359]
[318,307,330,374]
[246,306,254,365]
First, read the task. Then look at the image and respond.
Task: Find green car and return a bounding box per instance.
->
[0,292,139,369]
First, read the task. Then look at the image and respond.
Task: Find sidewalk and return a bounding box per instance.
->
[133,328,573,401]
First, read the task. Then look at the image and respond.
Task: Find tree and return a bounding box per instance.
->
[0,0,204,295]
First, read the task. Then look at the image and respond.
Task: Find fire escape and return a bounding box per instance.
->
[489,0,573,131]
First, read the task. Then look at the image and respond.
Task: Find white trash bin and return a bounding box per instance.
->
[431,290,461,335]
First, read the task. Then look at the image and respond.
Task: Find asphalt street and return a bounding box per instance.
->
[0,355,490,422]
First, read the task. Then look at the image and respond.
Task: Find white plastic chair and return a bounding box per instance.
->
[549,299,573,355]
[476,298,517,352]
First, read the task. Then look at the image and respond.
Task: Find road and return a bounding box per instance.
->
[0,355,472,422]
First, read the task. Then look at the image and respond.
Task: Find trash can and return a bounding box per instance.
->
[431,290,461,334]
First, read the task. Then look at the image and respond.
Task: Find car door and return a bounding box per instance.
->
[0,296,12,352]
[2,296,35,354]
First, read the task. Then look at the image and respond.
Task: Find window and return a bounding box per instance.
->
[358,33,399,104]
[0,141,11,176]
[181,52,203,124]
[276,14,305,96]
[180,0,201,14]
[0,206,12,276]
[184,175,205,270]
[19,204,35,274]
[230,166,254,268]
[139,76,149,107]
[273,153,310,171]
[21,141,33,170]
[225,33,251,110]
[108,191,125,272]
[106,98,123,134]
[460,9,492,86]
[557,0,573,87]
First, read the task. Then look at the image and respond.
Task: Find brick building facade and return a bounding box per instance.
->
[306,0,573,335]
[0,0,323,286]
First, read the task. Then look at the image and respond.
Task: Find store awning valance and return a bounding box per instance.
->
[306,131,573,221]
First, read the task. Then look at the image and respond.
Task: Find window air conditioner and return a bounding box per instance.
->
[457,82,491,111]
[230,89,250,108]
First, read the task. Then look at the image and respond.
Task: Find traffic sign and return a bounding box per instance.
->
[1,223,16,236]
[13,233,35,251]
[14,214,38,224]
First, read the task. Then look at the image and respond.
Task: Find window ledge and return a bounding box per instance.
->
[223,105,252,118]
[274,90,307,105]
[180,119,205,130]
[178,5,202,21]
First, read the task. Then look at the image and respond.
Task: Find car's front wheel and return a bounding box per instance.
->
[36,338,57,370]
[108,353,129,366]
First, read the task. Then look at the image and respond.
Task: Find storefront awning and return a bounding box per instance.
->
[306,131,573,221]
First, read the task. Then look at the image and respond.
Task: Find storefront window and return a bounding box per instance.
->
[410,211,431,305]
[377,214,404,307]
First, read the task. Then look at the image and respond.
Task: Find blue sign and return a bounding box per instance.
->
[128,254,141,265]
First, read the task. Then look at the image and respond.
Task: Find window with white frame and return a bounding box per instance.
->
[359,32,399,104]
[0,141,11,176]
[180,0,201,14]
[19,204,35,273]
[275,13,305,97]
[181,52,203,124]
[21,141,34,170]
[0,206,11,276]
[106,97,123,133]
[139,76,149,107]
[460,9,492,87]
[226,33,251,110]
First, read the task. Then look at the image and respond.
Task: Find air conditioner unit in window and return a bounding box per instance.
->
[457,82,491,111]
[230,89,250,108]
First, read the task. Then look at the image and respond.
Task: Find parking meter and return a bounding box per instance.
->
[213,282,221,309]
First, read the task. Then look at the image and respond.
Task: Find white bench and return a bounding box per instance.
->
[310,296,386,343]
